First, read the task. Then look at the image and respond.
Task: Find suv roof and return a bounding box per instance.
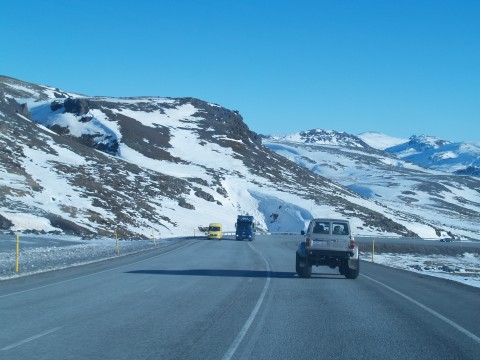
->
[310,218,349,223]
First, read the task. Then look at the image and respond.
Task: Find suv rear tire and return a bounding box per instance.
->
[296,253,311,278]
[344,258,360,279]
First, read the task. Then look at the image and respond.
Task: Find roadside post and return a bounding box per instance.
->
[372,239,375,263]
[152,230,156,246]
[115,229,119,255]
[15,234,20,272]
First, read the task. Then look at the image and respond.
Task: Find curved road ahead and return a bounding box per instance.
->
[1,235,479,359]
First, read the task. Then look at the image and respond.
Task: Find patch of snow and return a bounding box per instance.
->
[5,83,38,96]
[115,103,200,129]
[362,251,480,288]
[358,132,408,150]
[0,213,57,232]
[250,191,312,232]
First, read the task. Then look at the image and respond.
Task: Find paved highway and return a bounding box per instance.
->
[1,235,479,359]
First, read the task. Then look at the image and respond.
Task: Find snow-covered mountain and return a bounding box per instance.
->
[263,129,480,240]
[270,129,371,148]
[359,132,480,176]
[385,135,480,176]
[1,76,479,240]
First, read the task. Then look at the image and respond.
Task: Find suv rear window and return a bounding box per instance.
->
[311,221,330,234]
[332,222,349,235]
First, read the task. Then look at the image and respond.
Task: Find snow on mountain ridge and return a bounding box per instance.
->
[386,135,480,174]
[269,129,370,148]
[268,127,480,179]
[386,134,452,157]
[357,131,408,150]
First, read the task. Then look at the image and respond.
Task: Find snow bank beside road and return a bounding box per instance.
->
[0,237,168,280]
[362,252,480,288]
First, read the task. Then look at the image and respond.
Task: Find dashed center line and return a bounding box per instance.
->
[222,242,271,360]
[1,327,63,351]
[144,285,158,293]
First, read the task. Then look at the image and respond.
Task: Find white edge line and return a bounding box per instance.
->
[362,274,480,345]
[1,326,63,351]
[222,242,271,360]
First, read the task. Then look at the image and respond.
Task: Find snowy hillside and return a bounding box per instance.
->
[263,130,480,240]
[1,76,423,239]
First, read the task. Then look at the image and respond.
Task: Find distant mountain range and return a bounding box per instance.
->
[391,136,480,176]
[270,130,480,176]
[263,130,480,240]
[1,75,479,240]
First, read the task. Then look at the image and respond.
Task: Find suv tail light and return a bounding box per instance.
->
[306,237,311,248]
[349,237,355,250]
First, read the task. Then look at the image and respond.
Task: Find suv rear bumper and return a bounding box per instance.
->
[307,249,354,260]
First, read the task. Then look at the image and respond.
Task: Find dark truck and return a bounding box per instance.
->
[296,218,359,279]
[235,215,255,241]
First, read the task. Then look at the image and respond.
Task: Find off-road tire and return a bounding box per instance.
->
[344,257,360,279]
[296,253,311,278]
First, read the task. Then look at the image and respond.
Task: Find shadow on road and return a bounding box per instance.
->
[195,237,251,242]
[126,269,296,278]
[309,273,347,279]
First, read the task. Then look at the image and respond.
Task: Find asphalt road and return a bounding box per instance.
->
[1,235,479,359]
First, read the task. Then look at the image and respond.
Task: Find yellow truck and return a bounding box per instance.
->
[207,223,223,240]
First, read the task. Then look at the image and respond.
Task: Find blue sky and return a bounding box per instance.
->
[2,0,479,142]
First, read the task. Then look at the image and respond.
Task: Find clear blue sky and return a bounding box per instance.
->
[2,0,479,142]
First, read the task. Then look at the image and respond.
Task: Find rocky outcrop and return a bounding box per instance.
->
[64,98,91,115]
[0,214,13,230]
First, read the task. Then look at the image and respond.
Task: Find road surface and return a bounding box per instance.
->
[1,235,479,359]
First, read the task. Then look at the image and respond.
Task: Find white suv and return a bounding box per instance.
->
[296,218,359,279]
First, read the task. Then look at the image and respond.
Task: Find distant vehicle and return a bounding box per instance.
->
[235,215,255,241]
[296,218,359,279]
[207,223,223,240]
[440,238,453,242]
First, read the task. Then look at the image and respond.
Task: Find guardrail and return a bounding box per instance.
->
[198,231,479,243]
[260,233,479,242]
[198,231,236,236]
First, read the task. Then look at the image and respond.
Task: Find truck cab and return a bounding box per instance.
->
[235,215,255,241]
